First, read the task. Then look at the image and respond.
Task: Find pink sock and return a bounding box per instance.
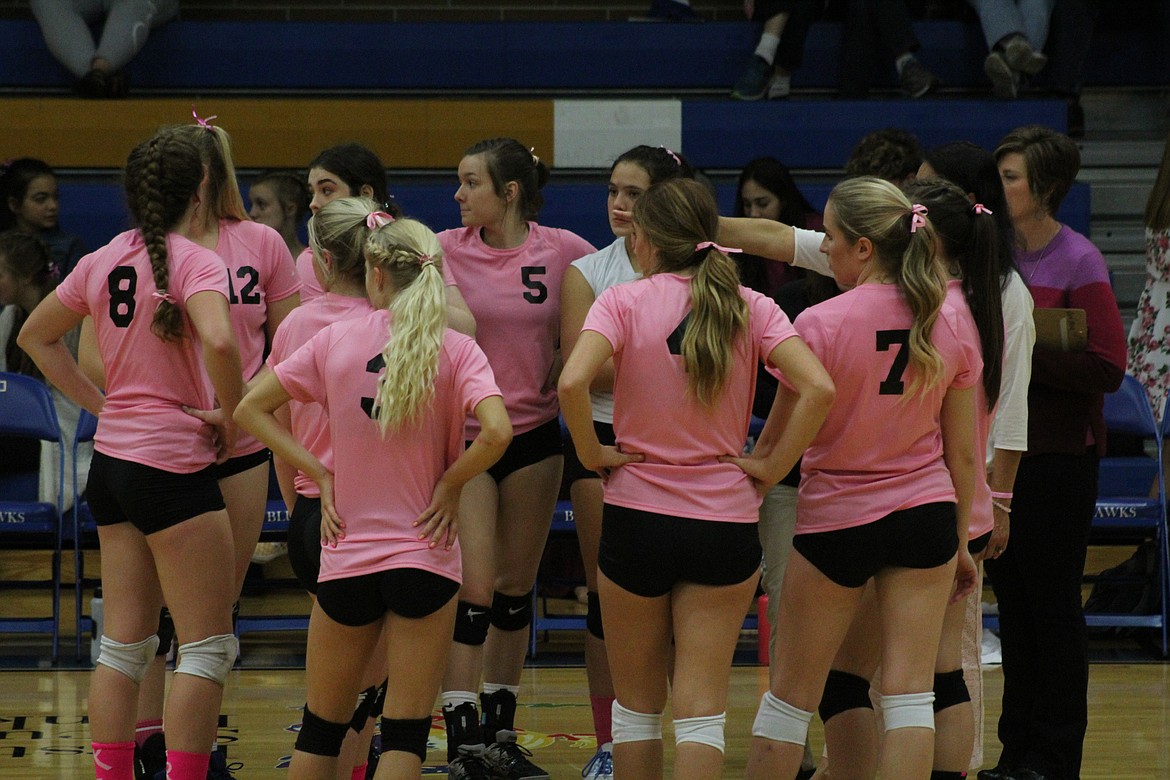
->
[165,749,210,780]
[590,695,615,745]
[92,741,135,780]
[351,763,368,780]
[135,719,164,747]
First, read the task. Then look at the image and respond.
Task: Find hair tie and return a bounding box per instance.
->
[366,211,395,230]
[973,203,993,215]
[46,261,62,283]
[659,146,682,166]
[191,106,218,131]
[695,241,743,255]
[909,203,928,233]
[418,253,435,268]
[529,146,540,166]
[152,290,175,304]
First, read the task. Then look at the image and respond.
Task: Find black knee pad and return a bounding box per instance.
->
[932,669,970,713]
[453,600,490,646]
[294,706,350,757]
[155,608,175,657]
[379,716,432,762]
[586,590,604,640]
[818,669,873,723]
[349,684,380,732]
[490,590,533,632]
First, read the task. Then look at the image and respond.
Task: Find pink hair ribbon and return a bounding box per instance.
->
[418,253,436,267]
[973,203,993,215]
[660,146,682,166]
[909,203,928,233]
[152,290,175,304]
[191,107,218,130]
[366,211,395,230]
[695,241,743,254]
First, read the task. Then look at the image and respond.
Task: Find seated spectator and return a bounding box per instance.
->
[845,127,924,187]
[734,155,822,295]
[0,158,86,278]
[29,0,179,98]
[732,0,822,101]
[967,0,1051,99]
[248,169,311,259]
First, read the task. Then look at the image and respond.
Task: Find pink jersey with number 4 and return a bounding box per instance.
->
[794,283,982,534]
[55,230,229,472]
[274,310,502,583]
[267,293,375,498]
[583,273,800,523]
[439,223,595,435]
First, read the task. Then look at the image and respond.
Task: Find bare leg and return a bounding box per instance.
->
[219,460,270,598]
[820,582,881,780]
[443,472,497,699]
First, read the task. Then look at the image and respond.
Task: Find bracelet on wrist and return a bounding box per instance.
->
[992,500,1012,514]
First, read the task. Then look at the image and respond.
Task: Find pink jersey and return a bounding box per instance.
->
[55,230,229,472]
[439,223,595,435]
[295,247,323,304]
[583,273,800,523]
[794,283,982,534]
[215,219,300,457]
[267,293,375,497]
[273,310,502,583]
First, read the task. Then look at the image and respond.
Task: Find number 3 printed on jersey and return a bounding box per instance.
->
[876,328,910,395]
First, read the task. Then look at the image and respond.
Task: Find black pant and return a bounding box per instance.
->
[984,450,1096,780]
[753,0,824,74]
[839,0,921,96]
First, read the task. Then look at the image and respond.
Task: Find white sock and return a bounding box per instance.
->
[754,32,781,65]
[895,52,915,75]
[442,690,479,710]
[482,682,521,696]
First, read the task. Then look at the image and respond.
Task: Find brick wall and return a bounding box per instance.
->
[1,1,750,22]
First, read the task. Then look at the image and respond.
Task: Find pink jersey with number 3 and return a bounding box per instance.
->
[439,223,595,435]
[583,273,800,523]
[274,310,502,582]
[54,230,229,472]
[794,283,982,534]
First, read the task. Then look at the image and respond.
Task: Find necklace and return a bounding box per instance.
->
[1021,223,1061,286]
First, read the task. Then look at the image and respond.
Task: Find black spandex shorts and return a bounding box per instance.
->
[793,502,958,588]
[562,421,616,486]
[473,417,563,484]
[214,448,271,480]
[969,530,992,557]
[287,495,322,594]
[599,503,763,598]
[315,568,461,627]
[86,451,225,535]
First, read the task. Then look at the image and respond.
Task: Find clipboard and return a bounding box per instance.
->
[1033,307,1087,352]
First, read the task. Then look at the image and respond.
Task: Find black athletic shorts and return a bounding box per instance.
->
[214,448,270,480]
[473,417,563,484]
[793,502,959,588]
[86,451,225,535]
[969,529,992,557]
[562,421,616,486]
[316,568,460,627]
[599,503,763,598]
[287,495,322,594]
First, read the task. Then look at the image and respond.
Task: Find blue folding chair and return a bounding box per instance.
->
[1088,374,1170,656]
[0,372,66,661]
[69,409,99,660]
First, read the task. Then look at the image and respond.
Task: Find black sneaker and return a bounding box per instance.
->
[484,730,550,780]
[206,746,242,779]
[448,743,495,780]
[899,57,938,99]
[134,733,166,780]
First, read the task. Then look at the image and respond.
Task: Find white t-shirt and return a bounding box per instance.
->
[988,269,1034,456]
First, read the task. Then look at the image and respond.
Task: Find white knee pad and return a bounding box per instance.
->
[673,712,727,754]
[611,701,662,744]
[751,690,813,744]
[175,633,238,685]
[97,634,160,684]
[880,691,936,731]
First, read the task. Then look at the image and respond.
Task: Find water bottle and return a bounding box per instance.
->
[90,588,103,665]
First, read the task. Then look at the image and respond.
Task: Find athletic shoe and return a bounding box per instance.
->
[1002,35,1048,75]
[485,730,550,780]
[134,733,166,780]
[767,75,791,100]
[447,744,495,780]
[981,628,1002,665]
[206,747,242,779]
[731,56,773,101]
[581,742,614,779]
[976,767,1014,780]
[636,0,702,22]
[898,58,938,99]
[984,51,1019,99]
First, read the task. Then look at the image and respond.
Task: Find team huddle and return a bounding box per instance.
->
[13,115,1122,780]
